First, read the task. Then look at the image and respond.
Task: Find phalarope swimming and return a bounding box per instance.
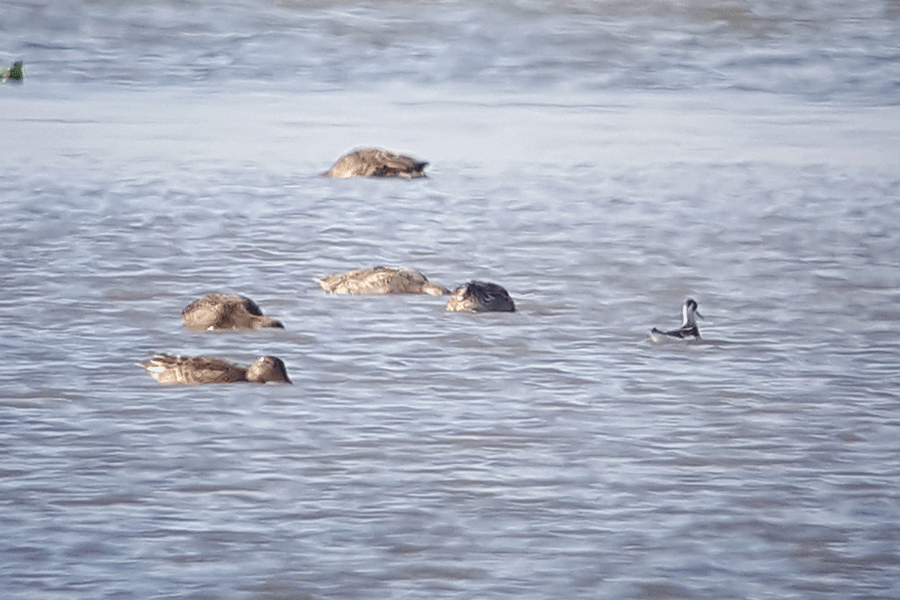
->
[650,298,703,342]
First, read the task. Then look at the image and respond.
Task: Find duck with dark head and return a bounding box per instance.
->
[445,281,516,313]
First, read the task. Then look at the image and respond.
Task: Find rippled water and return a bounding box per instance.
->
[2,1,900,599]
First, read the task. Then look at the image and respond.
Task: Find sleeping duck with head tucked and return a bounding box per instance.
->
[445,281,516,313]
[322,147,428,178]
[182,293,284,332]
[140,354,293,385]
[316,266,450,296]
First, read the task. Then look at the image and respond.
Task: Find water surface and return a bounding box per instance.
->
[2,1,899,598]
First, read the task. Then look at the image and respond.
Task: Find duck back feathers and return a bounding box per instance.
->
[182,293,284,331]
[323,148,428,179]
[316,267,450,296]
[140,354,292,385]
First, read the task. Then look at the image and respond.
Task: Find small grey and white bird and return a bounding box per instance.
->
[650,298,703,342]
[445,281,516,313]
[140,354,292,385]
[181,293,284,332]
[322,148,428,178]
[315,266,450,296]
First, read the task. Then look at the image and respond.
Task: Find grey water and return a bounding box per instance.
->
[2,1,900,599]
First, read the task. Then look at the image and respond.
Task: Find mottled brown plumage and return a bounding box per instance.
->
[445,281,516,313]
[140,354,292,385]
[182,293,284,331]
[316,266,450,296]
[322,148,428,178]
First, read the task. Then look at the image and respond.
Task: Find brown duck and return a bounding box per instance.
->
[140,354,293,385]
[322,148,428,178]
[315,266,450,296]
[182,293,284,331]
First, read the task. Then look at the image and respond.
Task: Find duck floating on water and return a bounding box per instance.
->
[0,61,23,83]
[322,148,428,178]
[182,293,284,331]
[445,281,516,313]
[650,298,703,342]
[316,266,450,296]
[140,354,292,385]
